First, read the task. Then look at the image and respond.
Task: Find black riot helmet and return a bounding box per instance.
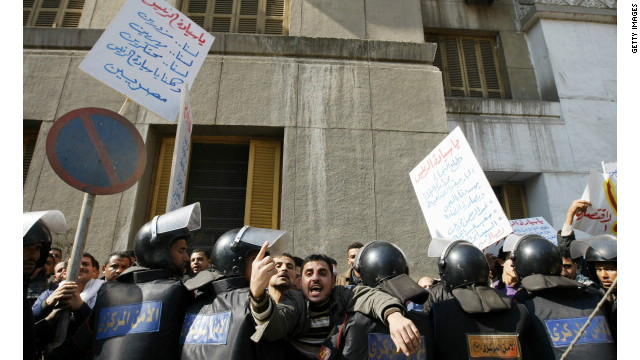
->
[353,241,409,287]
[211,226,290,278]
[507,234,562,279]
[23,210,67,268]
[570,235,617,288]
[437,240,490,291]
[134,202,201,270]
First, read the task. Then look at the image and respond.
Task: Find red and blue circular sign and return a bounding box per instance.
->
[46,107,146,195]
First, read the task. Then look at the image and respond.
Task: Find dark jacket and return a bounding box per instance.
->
[180,276,278,360]
[514,274,615,360]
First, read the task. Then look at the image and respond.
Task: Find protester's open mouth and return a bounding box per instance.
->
[278,272,289,280]
[309,284,322,294]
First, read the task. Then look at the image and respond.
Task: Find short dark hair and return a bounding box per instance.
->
[191,248,210,259]
[348,242,364,251]
[327,256,337,266]
[104,251,132,267]
[292,256,304,268]
[302,254,334,272]
[558,244,574,261]
[279,252,295,261]
[83,252,99,270]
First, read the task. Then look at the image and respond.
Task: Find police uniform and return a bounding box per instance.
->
[432,285,530,359]
[91,267,193,359]
[515,274,615,359]
[180,276,273,360]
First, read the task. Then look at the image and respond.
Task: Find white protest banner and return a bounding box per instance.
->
[602,161,617,181]
[509,217,557,244]
[573,169,617,236]
[79,0,214,123]
[410,126,512,250]
[166,84,193,212]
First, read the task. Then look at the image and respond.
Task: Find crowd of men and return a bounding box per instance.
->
[23,199,617,359]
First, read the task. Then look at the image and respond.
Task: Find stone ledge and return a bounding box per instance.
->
[517,2,617,31]
[23,28,436,64]
[445,98,562,119]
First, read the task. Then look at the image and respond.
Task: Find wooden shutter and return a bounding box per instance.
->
[149,138,176,219]
[244,139,281,229]
[502,184,527,219]
[24,0,84,28]
[23,130,38,185]
[181,0,288,35]
[426,33,505,99]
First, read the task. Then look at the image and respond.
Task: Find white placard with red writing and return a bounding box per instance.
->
[509,217,557,245]
[166,83,193,212]
[79,0,214,123]
[410,127,512,250]
[573,169,617,236]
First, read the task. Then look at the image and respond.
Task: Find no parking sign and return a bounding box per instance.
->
[46,107,146,195]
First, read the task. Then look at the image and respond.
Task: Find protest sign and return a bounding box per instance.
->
[410,127,512,250]
[574,169,617,236]
[79,0,214,123]
[166,84,193,212]
[509,217,557,244]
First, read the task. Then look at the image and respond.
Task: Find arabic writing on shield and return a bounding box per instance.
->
[467,334,520,358]
[544,316,613,347]
[410,127,512,250]
[79,0,214,123]
[180,311,231,344]
[368,333,426,360]
[96,300,162,339]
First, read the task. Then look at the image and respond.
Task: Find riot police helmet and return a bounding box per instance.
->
[23,210,67,268]
[438,240,490,291]
[134,202,201,270]
[507,234,562,279]
[211,226,290,278]
[353,240,409,287]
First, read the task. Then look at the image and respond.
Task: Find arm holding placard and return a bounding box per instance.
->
[557,199,592,247]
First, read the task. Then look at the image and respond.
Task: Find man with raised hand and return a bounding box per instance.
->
[249,243,422,358]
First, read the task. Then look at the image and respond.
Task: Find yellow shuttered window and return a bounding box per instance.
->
[492,184,528,220]
[149,136,282,249]
[181,0,290,35]
[426,33,506,99]
[24,0,85,28]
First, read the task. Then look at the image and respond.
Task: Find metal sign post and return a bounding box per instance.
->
[44,101,145,351]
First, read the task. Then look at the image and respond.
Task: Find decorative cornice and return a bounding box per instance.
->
[514,0,617,31]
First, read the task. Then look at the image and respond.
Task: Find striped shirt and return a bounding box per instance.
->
[291,298,332,358]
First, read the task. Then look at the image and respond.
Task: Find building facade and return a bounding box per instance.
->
[23,0,616,278]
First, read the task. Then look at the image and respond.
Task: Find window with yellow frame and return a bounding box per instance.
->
[181,0,290,35]
[149,135,282,250]
[24,0,85,28]
[426,32,506,99]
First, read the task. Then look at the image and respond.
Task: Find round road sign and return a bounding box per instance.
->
[46,107,146,195]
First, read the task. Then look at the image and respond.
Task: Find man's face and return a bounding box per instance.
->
[103,256,132,281]
[76,257,99,285]
[594,261,617,290]
[44,256,55,276]
[502,257,517,279]
[347,248,359,268]
[170,239,189,274]
[53,262,66,282]
[50,249,62,264]
[23,243,42,275]
[561,257,577,280]
[269,256,296,290]
[294,265,302,290]
[302,260,335,304]
[190,251,210,274]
